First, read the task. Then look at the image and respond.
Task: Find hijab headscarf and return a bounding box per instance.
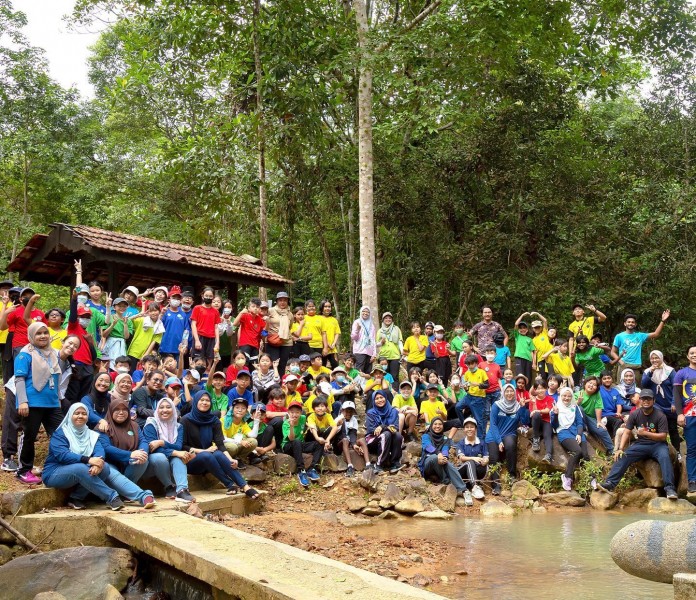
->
[21,322,60,392]
[106,399,139,451]
[496,384,520,415]
[379,316,400,345]
[354,306,375,352]
[616,368,639,399]
[60,403,99,457]
[556,387,578,430]
[89,373,111,415]
[185,391,216,448]
[366,390,398,431]
[110,373,132,404]
[426,417,447,453]
[145,398,179,444]
[649,351,674,398]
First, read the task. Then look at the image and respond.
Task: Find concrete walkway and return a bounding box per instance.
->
[105,509,446,600]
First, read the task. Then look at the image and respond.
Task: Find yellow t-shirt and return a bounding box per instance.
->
[421,400,447,422]
[308,365,331,379]
[304,393,335,415]
[568,316,595,339]
[547,353,575,377]
[285,390,302,407]
[222,420,251,439]
[403,335,429,363]
[49,327,68,351]
[0,300,13,344]
[304,314,324,349]
[392,394,417,410]
[307,412,336,430]
[464,368,489,398]
[321,317,341,348]
[533,329,553,359]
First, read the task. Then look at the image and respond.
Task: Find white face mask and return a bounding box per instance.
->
[223,308,232,315]
[117,367,129,374]
[435,333,444,340]
[78,318,91,328]
[486,353,495,361]
[77,295,88,304]
[169,299,181,308]
[450,379,460,387]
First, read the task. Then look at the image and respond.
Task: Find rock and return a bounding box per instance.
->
[413,509,453,520]
[590,490,618,510]
[412,574,431,587]
[620,488,659,508]
[532,505,547,514]
[0,544,12,567]
[103,585,124,600]
[410,553,423,562]
[270,453,296,475]
[674,573,696,599]
[407,479,427,492]
[359,469,379,493]
[33,594,67,600]
[361,506,383,516]
[336,513,373,527]
[636,460,666,488]
[367,499,379,507]
[379,483,403,509]
[186,502,204,519]
[430,483,458,513]
[346,497,368,512]
[349,449,366,471]
[243,465,267,482]
[376,510,400,520]
[541,491,586,507]
[322,453,348,472]
[394,496,426,515]
[647,498,696,515]
[0,547,133,600]
[302,453,314,470]
[455,497,468,507]
[511,480,540,501]
[611,518,696,583]
[687,492,696,506]
[480,499,515,518]
[405,442,422,457]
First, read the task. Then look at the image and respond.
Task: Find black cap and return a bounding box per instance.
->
[230,397,249,407]
[0,280,13,289]
[639,389,655,399]
[426,383,439,391]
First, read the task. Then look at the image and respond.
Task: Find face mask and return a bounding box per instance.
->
[117,367,129,374]
[337,375,346,383]
[196,367,206,378]
[450,379,460,387]
[169,299,181,308]
[289,365,300,374]
[78,318,91,328]
[223,308,232,316]
[486,353,495,361]
[469,367,477,373]
[435,333,444,340]
[21,297,30,306]
[455,328,464,335]
[203,298,213,305]
[401,391,411,399]
[77,295,88,304]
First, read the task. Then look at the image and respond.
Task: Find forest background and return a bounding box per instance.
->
[2,0,696,363]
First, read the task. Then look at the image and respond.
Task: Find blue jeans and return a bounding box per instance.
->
[684,417,696,483]
[583,415,614,453]
[186,450,246,489]
[44,463,150,504]
[127,453,190,493]
[604,442,675,490]
[421,454,467,493]
[484,391,500,427]
[455,394,486,439]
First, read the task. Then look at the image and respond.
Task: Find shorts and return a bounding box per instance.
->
[197,335,215,360]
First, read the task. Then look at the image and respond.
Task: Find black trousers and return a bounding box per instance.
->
[434,356,452,386]
[1,388,21,458]
[488,435,518,479]
[322,353,339,369]
[354,353,373,375]
[283,439,323,470]
[19,407,63,474]
[560,436,590,480]
[64,362,94,411]
[531,413,553,456]
[665,410,682,454]
[366,430,403,467]
[292,341,311,358]
[258,417,285,450]
[266,345,291,378]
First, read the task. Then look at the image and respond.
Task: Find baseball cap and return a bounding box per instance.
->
[287,401,304,411]
[434,324,445,332]
[382,312,393,319]
[165,376,182,388]
[20,286,35,296]
[0,280,13,289]
[425,321,435,328]
[182,290,194,298]
[518,321,528,328]
[251,402,267,412]
[76,305,92,317]
[318,381,333,395]
[531,320,543,328]
[276,291,289,299]
[371,365,385,374]
[184,369,201,381]
[341,401,356,411]
[332,366,346,375]
[169,285,182,297]
[230,397,249,407]
[462,417,478,428]
[236,369,251,378]
[639,389,655,399]
[260,301,269,308]
[152,286,168,297]
[75,283,89,293]
[122,286,139,297]
[112,297,128,306]
[298,354,311,362]
[282,374,299,384]
[9,286,22,295]
[426,383,439,390]
[399,380,413,389]
[211,371,226,379]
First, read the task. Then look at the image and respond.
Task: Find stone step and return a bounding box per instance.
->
[105,509,446,600]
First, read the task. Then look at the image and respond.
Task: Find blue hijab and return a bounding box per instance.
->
[185,390,217,448]
[366,390,399,432]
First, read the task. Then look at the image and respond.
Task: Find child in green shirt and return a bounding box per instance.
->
[513,313,536,385]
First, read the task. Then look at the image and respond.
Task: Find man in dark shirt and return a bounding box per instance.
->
[598,389,677,498]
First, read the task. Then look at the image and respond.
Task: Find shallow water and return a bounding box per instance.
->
[360,511,686,599]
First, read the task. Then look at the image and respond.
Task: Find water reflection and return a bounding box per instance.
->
[360,511,689,599]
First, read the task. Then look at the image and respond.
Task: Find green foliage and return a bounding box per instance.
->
[521,467,563,494]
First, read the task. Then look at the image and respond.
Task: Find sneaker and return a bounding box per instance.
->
[688,481,696,494]
[1,456,19,472]
[248,454,263,466]
[492,483,501,496]
[142,495,156,509]
[389,462,403,474]
[17,471,42,485]
[345,465,355,478]
[471,484,485,500]
[107,496,125,511]
[678,453,683,464]
[462,490,474,507]
[236,459,247,470]
[591,478,598,491]
[542,454,552,463]
[373,465,386,475]
[518,426,529,435]
[67,498,86,510]
[175,489,195,503]
[666,487,678,500]
[597,482,615,495]
[561,474,572,492]
[307,468,321,482]
[164,486,177,499]
[298,470,310,488]
[531,437,541,452]
[364,463,374,471]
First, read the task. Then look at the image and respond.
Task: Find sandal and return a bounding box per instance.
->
[244,487,260,500]
[226,485,239,495]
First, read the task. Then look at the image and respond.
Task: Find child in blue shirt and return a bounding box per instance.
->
[493,333,511,369]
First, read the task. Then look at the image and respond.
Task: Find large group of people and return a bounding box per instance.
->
[0,260,688,510]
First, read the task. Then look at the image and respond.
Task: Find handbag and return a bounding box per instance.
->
[266,332,284,346]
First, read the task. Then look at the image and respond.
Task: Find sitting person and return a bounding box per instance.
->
[418,417,469,498]
[456,417,488,505]
[43,403,154,510]
[363,365,391,410]
[576,376,614,453]
[251,353,280,404]
[391,380,419,441]
[255,387,287,458]
[598,389,677,499]
[420,383,459,438]
[307,395,346,462]
[456,355,489,439]
[365,390,403,474]
[282,400,324,488]
[613,391,641,449]
[130,369,166,427]
[222,397,260,466]
[551,387,593,492]
[529,379,554,463]
[181,390,259,499]
[142,398,195,503]
[82,372,113,432]
[599,370,625,439]
[336,400,370,477]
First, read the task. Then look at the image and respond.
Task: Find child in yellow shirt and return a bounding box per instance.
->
[455,355,489,439]
[402,322,428,370]
[222,397,259,465]
[392,380,418,441]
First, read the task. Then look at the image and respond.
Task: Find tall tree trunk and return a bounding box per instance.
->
[340,191,356,319]
[11,151,30,262]
[353,0,378,316]
[253,0,269,300]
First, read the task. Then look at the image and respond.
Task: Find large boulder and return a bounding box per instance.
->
[480,499,515,518]
[346,497,368,512]
[349,449,367,471]
[647,498,696,515]
[321,453,348,472]
[541,491,586,507]
[395,496,426,515]
[404,442,422,458]
[589,490,618,511]
[619,488,659,508]
[429,484,458,513]
[0,547,133,600]
[242,465,267,483]
[268,453,297,475]
[379,483,403,509]
[511,480,540,501]
[636,445,679,488]
[523,435,597,474]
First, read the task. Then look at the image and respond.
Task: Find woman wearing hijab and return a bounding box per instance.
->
[142,398,195,503]
[266,292,293,375]
[551,387,593,492]
[43,403,153,510]
[616,368,640,401]
[365,390,403,474]
[350,306,376,375]
[485,383,529,495]
[418,417,468,496]
[82,372,112,432]
[182,390,260,499]
[642,350,680,455]
[375,312,403,390]
[14,322,63,485]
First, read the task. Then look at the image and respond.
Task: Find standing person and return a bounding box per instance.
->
[567,303,607,354]
[290,306,312,358]
[551,387,592,492]
[449,321,470,363]
[127,302,165,372]
[402,322,428,373]
[642,350,679,457]
[266,292,293,375]
[46,308,67,350]
[493,332,511,370]
[571,335,612,381]
[598,370,625,439]
[350,306,376,375]
[512,313,536,384]
[0,280,14,376]
[675,346,696,493]
[85,281,107,316]
[64,289,99,408]
[530,312,553,379]
[482,346,502,425]
[611,310,670,378]
[365,390,403,474]
[375,312,403,389]
[0,287,45,362]
[319,300,340,369]
[159,286,191,361]
[598,389,677,499]
[576,376,614,453]
[470,306,507,353]
[302,299,325,358]
[191,288,221,371]
[423,322,436,372]
[233,298,266,368]
[430,325,452,386]
[541,339,575,389]
[529,379,554,463]
[101,297,133,369]
[456,355,489,439]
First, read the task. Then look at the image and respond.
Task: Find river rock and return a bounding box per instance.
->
[0,547,133,600]
[620,488,659,508]
[359,468,379,492]
[405,442,422,457]
[337,512,372,527]
[0,544,13,566]
[647,498,696,515]
[33,594,67,600]
[103,585,125,600]
[430,483,458,513]
[346,497,368,512]
[590,490,618,511]
[395,496,426,514]
[270,453,297,475]
[408,479,427,492]
[243,465,267,482]
[636,460,666,488]
[414,509,453,520]
[349,449,367,471]
[376,510,400,520]
[379,483,403,509]
[480,499,515,518]
[511,480,540,500]
[541,491,586,507]
[322,453,348,472]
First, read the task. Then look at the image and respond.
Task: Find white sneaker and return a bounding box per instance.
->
[463,490,474,507]
[561,474,572,492]
[471,484,485,500]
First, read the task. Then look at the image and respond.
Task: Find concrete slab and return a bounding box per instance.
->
[105,509,446,600]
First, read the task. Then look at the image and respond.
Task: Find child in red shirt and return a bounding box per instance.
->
[191,287,221,369]
[233,298,266,367]
[430,325,452,385]
[529,379,554,462]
